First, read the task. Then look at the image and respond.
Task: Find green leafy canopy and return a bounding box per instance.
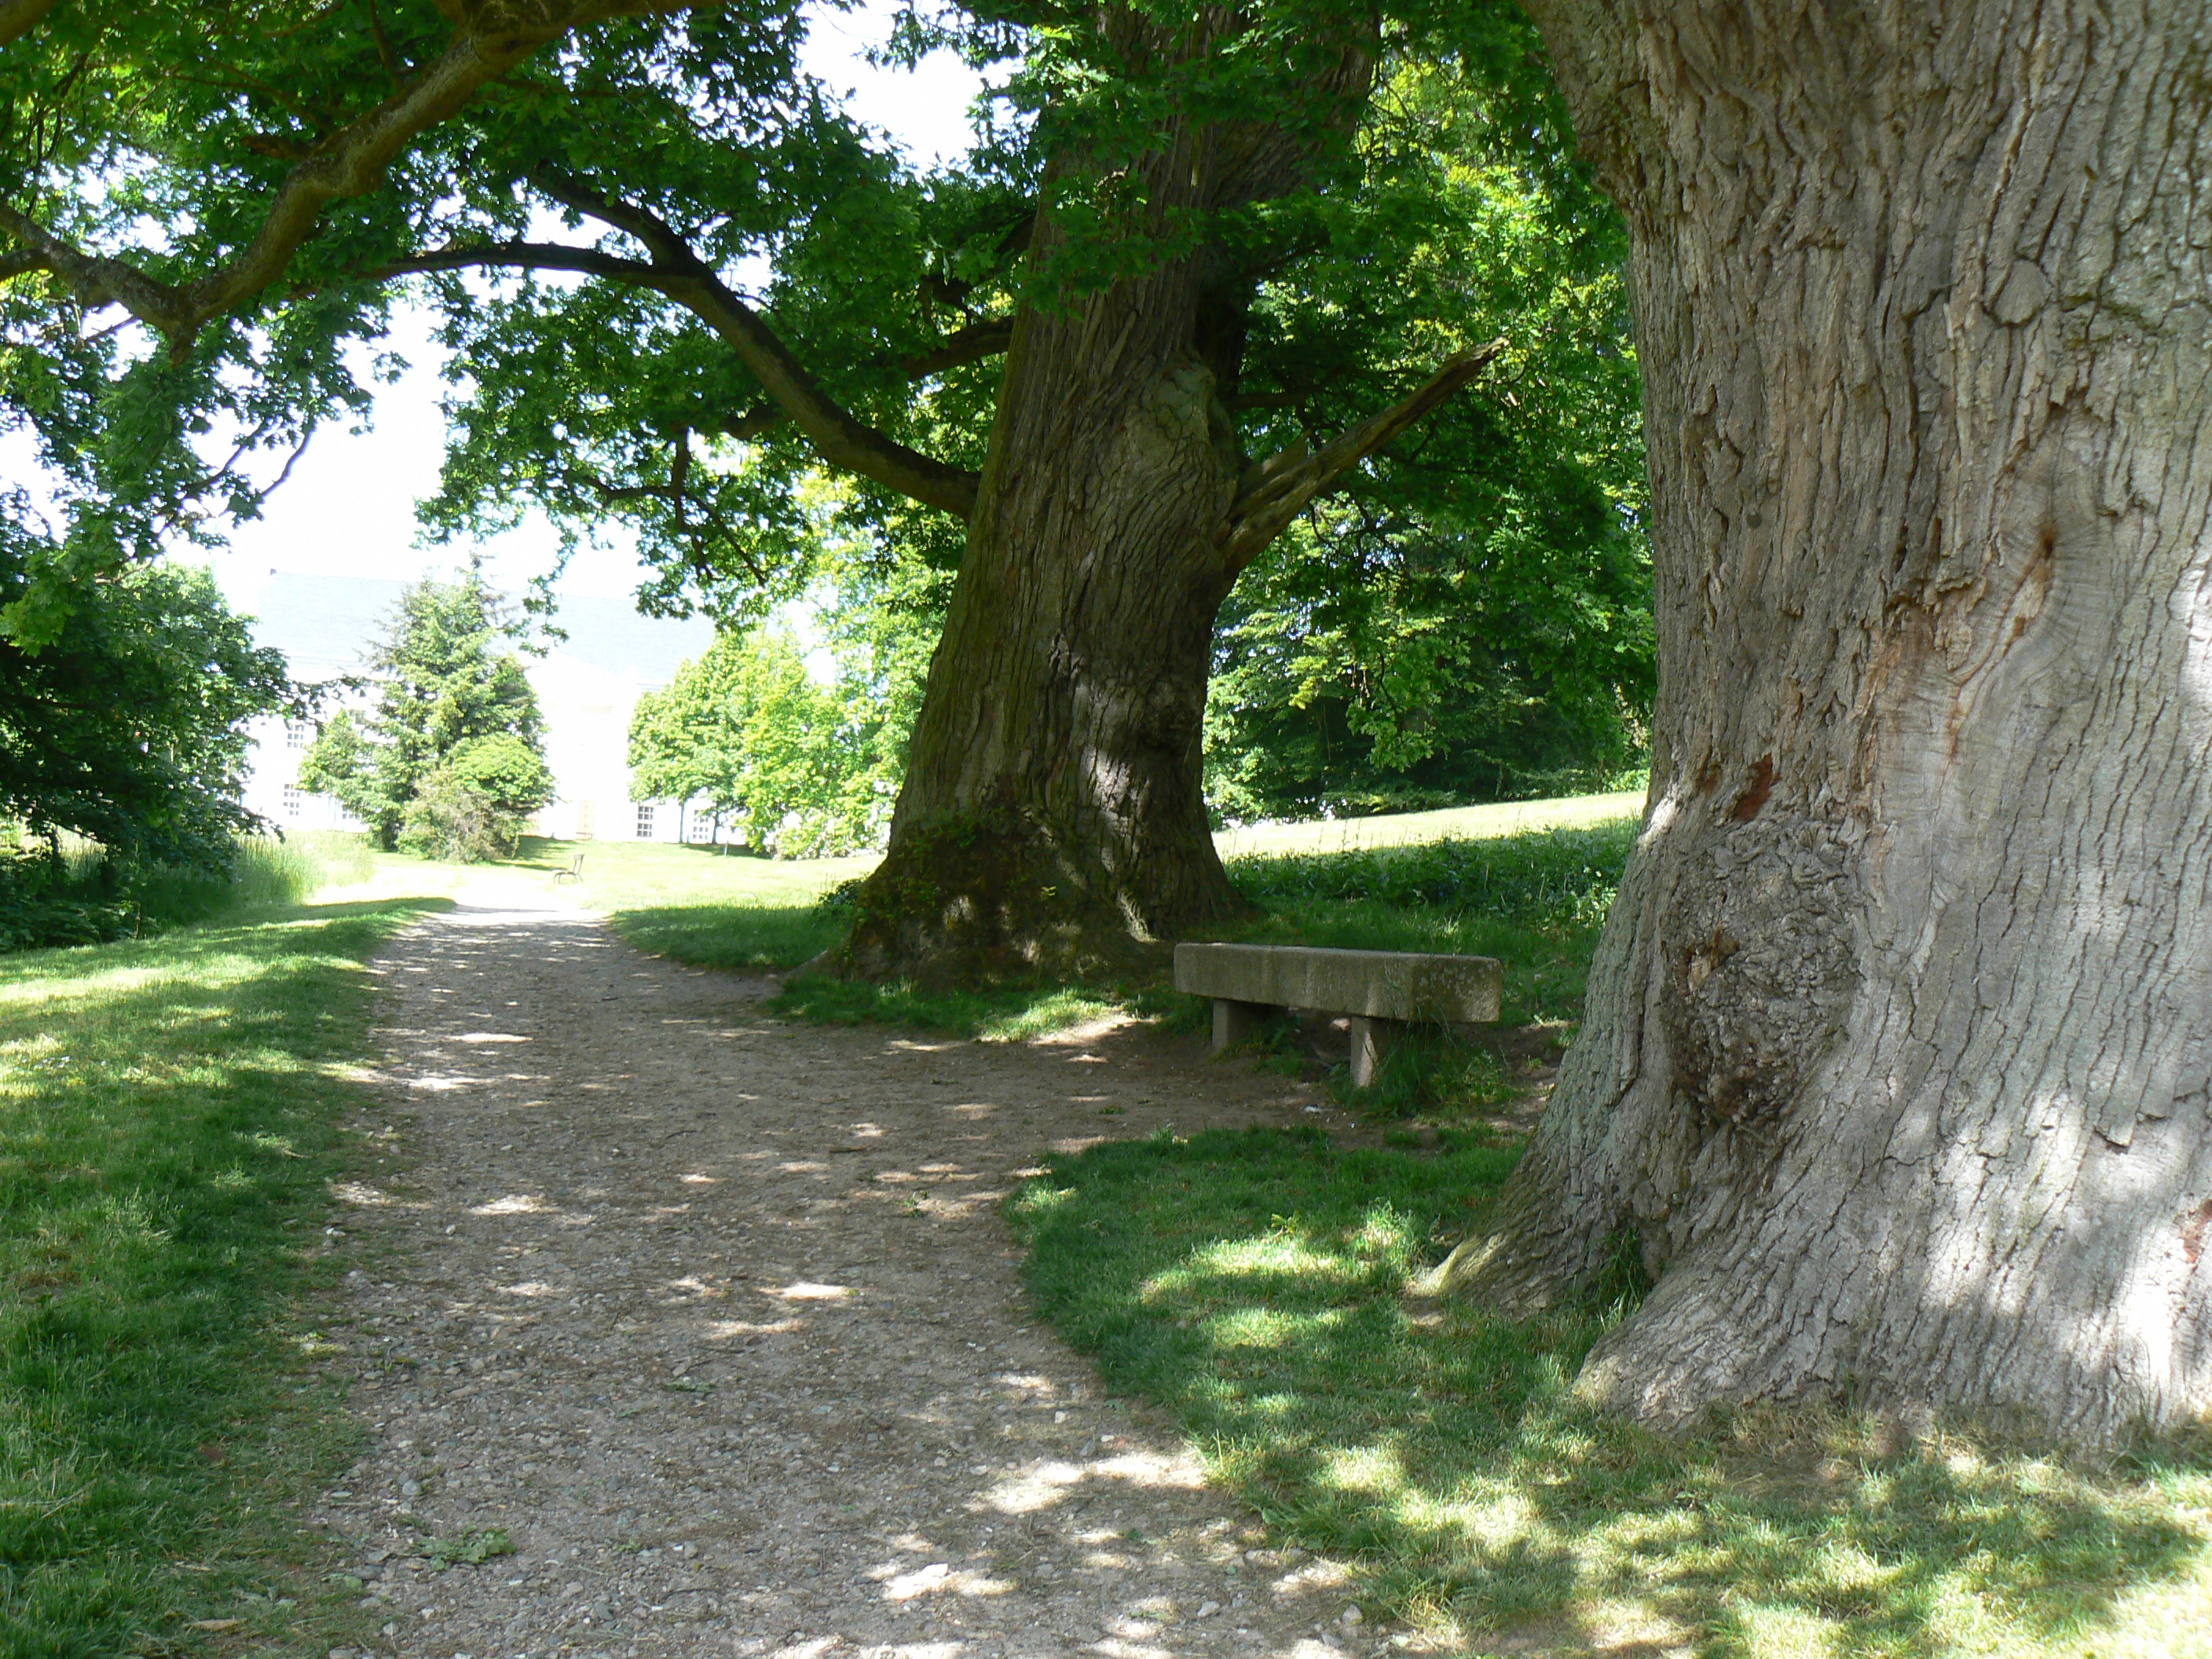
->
[5,0,1650,823]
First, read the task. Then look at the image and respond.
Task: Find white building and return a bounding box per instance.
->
[235,573,716,843]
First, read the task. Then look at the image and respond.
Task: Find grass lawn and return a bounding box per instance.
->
[1013,1128,2212,1657]
[0,893,438,1656]
[1210,789,1646,861]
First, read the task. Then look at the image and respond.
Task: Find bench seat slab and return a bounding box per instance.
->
[1174,942,1502,1025]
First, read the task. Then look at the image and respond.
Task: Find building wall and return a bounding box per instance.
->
[240,713,365,834]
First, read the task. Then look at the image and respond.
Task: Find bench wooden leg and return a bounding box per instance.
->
[1349,1015,1397,1086]
[1210,998,1271,1053]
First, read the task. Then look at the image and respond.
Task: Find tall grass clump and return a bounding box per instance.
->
[229,834,324,907]
[0,832,346,954]
[103,837,325,933]
[1224,821,1639,1033]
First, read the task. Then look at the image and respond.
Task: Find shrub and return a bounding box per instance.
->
[396,768,518,862]
[449,732,555,816]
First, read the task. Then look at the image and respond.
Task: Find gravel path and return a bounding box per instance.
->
[313,877,1401,1659]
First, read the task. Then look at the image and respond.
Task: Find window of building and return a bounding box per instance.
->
[282,786,304,819]
[285,721,312,750]
[635,803,656,839]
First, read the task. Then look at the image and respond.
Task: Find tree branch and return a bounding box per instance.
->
[0,0,62,46]
[1217,339,1509,572]
[694,318,1012,442]
[385,194,985,519]
[899,316,1013,379]
[564,432,771,587]
[0,0,710,357]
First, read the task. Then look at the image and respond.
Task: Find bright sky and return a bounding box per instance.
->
[200,2,987,622]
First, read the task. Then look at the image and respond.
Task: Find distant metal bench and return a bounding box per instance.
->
[1174,942,1502,1086]
[554,852,585,885]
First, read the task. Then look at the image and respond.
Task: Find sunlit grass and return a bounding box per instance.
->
[525,834,875,908]
[0,897,438,1653]
[1013,1127,2212,1657]
[1212,789,1646,859]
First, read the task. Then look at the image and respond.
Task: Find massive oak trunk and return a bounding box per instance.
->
[835,276,1247,981]
[1439,0,2212,1444]
[833,16,1375,983]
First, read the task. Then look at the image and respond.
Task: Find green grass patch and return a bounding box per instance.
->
[769,974,1137,1041]
[1225,820,1634,1028]
[610,903,843,973]
[0,897,439,1655]
[1013,1129,2212,1655]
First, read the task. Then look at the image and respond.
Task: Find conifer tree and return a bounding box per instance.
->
[299,565,553,855]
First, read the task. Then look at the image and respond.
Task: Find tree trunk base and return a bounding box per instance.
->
[815,811,1253,987]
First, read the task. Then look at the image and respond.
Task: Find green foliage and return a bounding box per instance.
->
[0,833,331,954]
[0,558,291,873]
[6,0,1654,906]
[444,732,554,819]
[629,624,893,857]
[396,765,520,863]
[298,565,551,851]
[1203,42,1653,822]
[293,710,379,824]
[1013,1129,2212,1654]
[0,848,134,952]
[0,897,437,1651]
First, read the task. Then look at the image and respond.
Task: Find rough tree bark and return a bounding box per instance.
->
[831,11,1391,982]
[1437,0,2212,1445]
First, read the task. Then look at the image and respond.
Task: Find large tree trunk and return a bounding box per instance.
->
[833,13,1374,983]
[834,269,1248,981]
[1439,0,2212,1445]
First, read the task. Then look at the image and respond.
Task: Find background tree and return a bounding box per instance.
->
[1,0,1636,983]
[1435,0,2212,1445]
[0,555,289,871]
[628,623,898,858]
[299,566,553,852]
[1203,49,1651,822]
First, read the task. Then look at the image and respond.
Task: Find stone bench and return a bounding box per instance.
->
[1173,942,1503,1086]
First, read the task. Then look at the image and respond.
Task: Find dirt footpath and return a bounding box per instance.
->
[315,878,1407,1659]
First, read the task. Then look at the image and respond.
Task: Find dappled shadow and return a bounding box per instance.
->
[1013,1128,2212,1656]
[318,892,1393,1658]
